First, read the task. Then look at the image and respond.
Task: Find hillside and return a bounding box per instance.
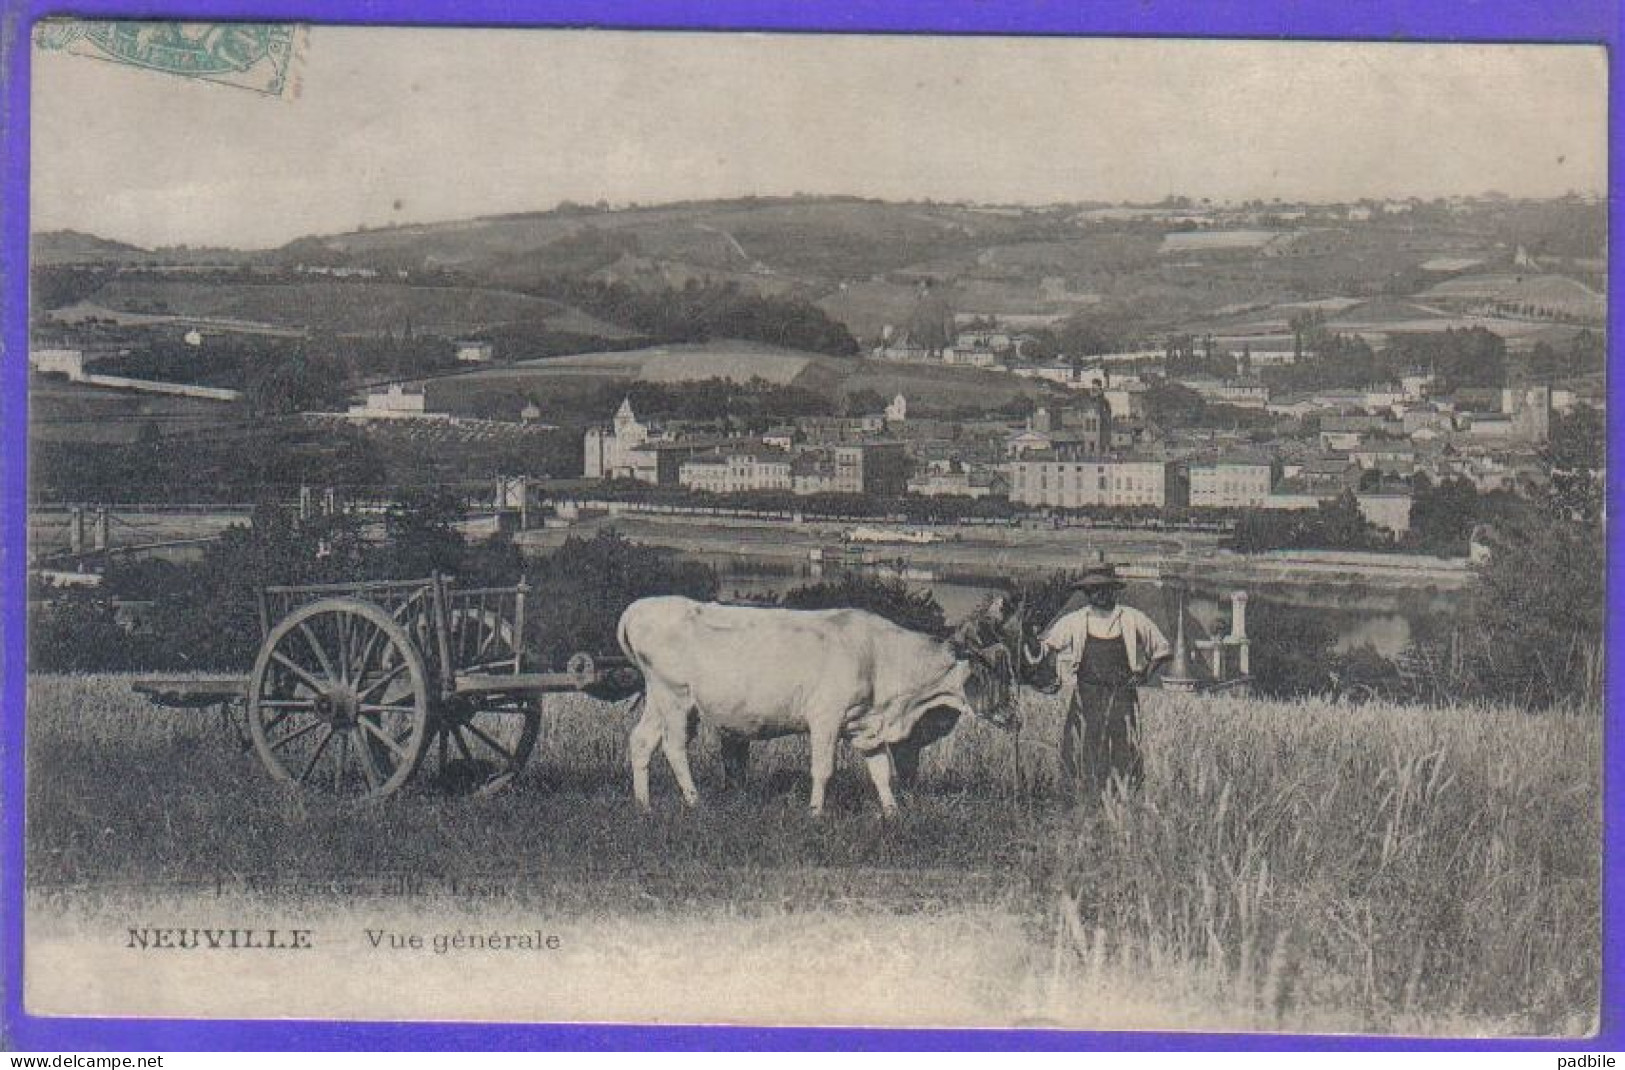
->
[66,278,635,340]
[32,229,147,264]
[419,341,1066,417]
[36,195,1606,358]
[278,197,1065,288]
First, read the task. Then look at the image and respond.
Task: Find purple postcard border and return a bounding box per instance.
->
[0,0,1619,1051]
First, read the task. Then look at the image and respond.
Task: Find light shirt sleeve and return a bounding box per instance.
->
[1040,611,1085,684]
[1124,606,1171,671]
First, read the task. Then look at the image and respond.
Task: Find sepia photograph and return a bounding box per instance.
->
[18,23,1609,1039]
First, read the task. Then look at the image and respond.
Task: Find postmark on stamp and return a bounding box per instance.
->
[34,20,305,98]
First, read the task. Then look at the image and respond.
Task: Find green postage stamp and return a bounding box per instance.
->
[34,20,304,97]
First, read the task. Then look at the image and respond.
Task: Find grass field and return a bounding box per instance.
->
[29,375,241,445]
[76,279,630,340]
[419,342,1063,417]
[25,674,1599,1034]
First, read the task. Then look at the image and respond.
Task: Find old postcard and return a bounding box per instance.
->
[23,25,1606,1035]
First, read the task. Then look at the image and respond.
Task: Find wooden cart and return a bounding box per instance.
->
[133,574,639,801]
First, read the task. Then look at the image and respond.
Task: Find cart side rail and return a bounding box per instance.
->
[445,581,529,675]
[260,576,441,597]
[259,577,440,641]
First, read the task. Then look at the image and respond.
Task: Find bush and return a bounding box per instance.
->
[780,573,947,637]
[526,529,718,669]
[1228,492,1390,553]
[1464,512,1603,708]
[28,589,165,672]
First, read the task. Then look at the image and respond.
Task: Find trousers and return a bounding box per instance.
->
[1060,634,1143,799]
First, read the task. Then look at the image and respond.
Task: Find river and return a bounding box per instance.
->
[698,554,1457,658]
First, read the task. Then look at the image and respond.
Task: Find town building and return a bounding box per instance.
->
[1355,493,1413,536]
[1246,348,1299,367]
[907,464,1009,499]
[942,344,1001,367]
[1263,483,1324,512]
[1287,455,1362,494]
[1187,455,1278,509]
[1402,407,1453,435]
[1349,439,1417,473]
[628,441,720,486]
[1265,394,1321,419]
[456,341,495,363]
[1010,358,1090,387]
[791,442,910,497]
[584,398,657,481]
[1176,376,1270,409]
[1319,415,1404,451]
[761,426,798,450]
[1009,453,1168,509]
[872,284,955,363]
[1502,382,1553,444]
[29,347,86,380]
[347,382,429,419]
[1464,413,1517,440]
[679,447,793,494]
[1400,372,1436,399]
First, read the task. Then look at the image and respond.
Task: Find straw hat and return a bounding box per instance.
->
[1071,564,1126,591]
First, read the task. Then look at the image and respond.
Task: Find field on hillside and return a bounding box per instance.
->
[296,199,1053,283]
[25,674,1599,1034]
[419,343,1064,418]
[29,374,240,445]
[74,279,631,339]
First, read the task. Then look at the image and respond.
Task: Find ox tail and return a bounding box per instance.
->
[615,607,649,716]
[616,605,639,666]
[618,689,647,721]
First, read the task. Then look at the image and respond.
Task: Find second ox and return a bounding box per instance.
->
[615,595,1022,815]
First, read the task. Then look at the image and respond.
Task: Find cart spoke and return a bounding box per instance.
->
[261,707,314,737]
[258,698,317,710]
[334,612,353,685]
[298,622,338,684]
[331,729,349,792]
[462,721,515,763]
[353,728,383,790]
[359,716,413,761]
[360,695,416,712]
[450,726,475,762]
[356,661,410,702]
[271,651,327,695]
[297,727,337,784]
[351,619,386,682]
[268,717,325,751]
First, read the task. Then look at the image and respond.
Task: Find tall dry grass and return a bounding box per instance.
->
[24,674,1601,1035]
[1024,691,1596,1035]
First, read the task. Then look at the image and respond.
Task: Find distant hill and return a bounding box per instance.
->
[275,197,1068,290]
[33,229,147,264]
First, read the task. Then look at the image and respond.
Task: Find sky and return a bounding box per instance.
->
[31,28,1609,250]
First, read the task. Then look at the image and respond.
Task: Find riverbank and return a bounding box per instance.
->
[515,513,1472,592]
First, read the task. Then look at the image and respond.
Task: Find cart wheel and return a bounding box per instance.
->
[420,696,541,796]
[247,597,432,801]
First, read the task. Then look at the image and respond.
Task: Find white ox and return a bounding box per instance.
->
[616,596,1013,815]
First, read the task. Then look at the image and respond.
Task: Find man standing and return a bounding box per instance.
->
[1034,565,1171,799]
